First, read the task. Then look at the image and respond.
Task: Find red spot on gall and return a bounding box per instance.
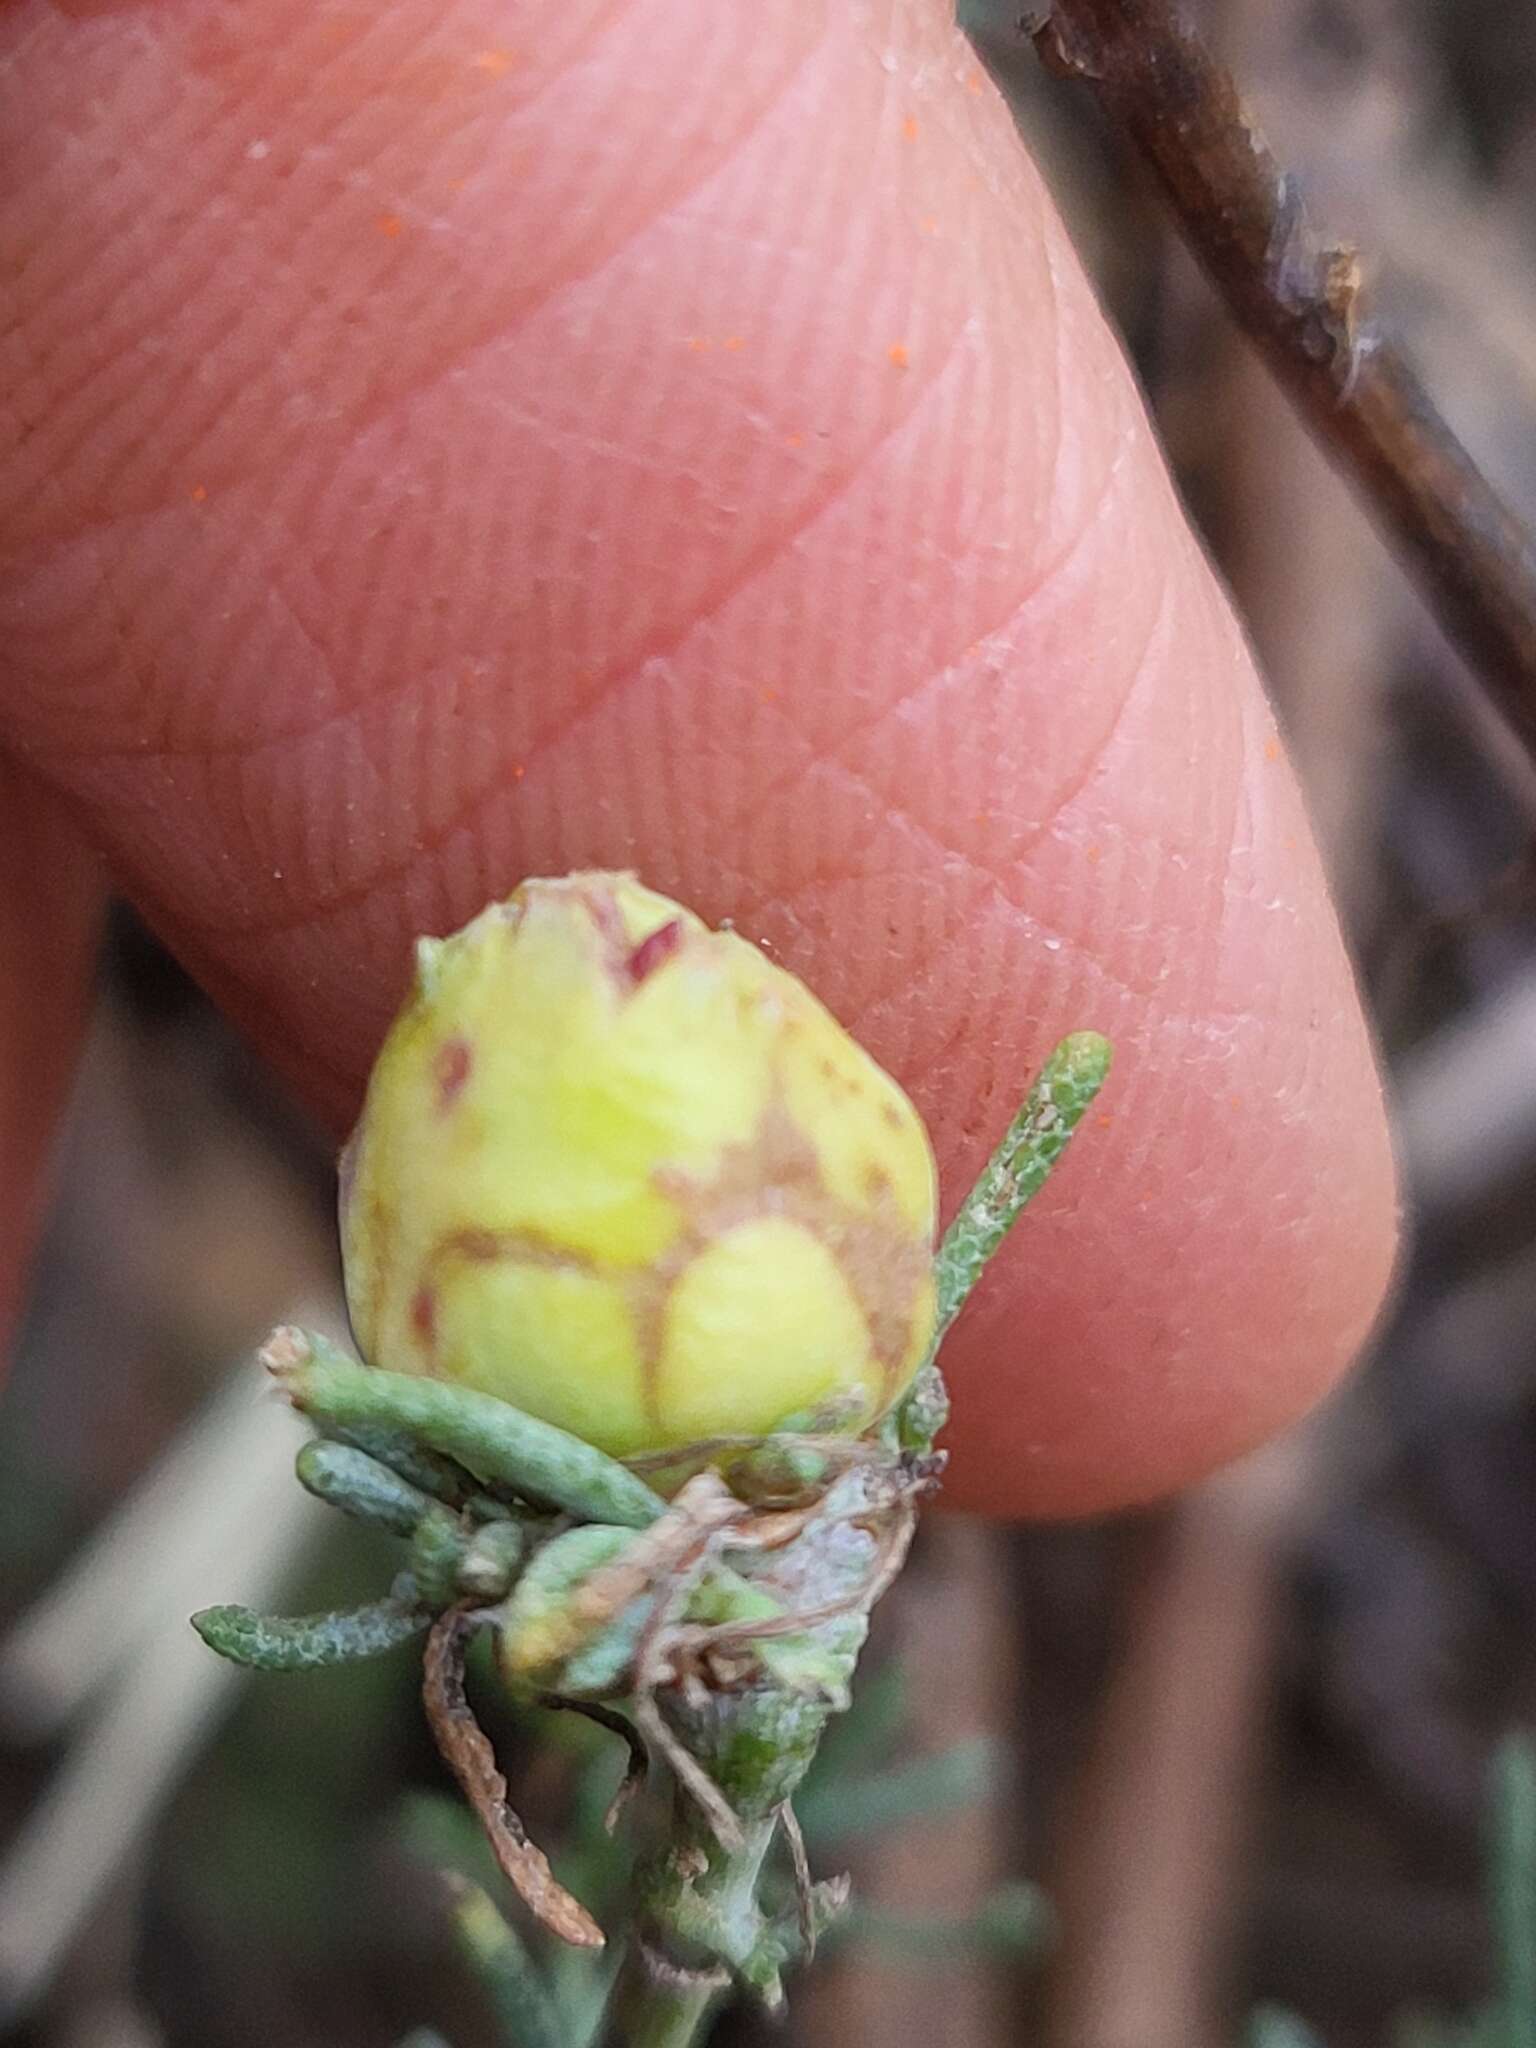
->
[434,1037,472,1110]
[626,918,684,984]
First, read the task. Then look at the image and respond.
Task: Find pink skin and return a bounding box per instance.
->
[0,0,1397,1516]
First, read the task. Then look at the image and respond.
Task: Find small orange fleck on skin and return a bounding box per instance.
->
[446,176,469,193]
[1095,1114,1114,1129]
[1263,735,1283,763]
[723,335,744,352]
[786,432,805,448]
[376,213,404,238]
[1086,844,1102,862]
[471,47,515,76]
[760,687,779,705]
[1229,1094,1244,1110]
[686,336,712,353]
[919,216,940,235]
[512,763,526,781]
[189,484,207,503]
[901,114,920,141]
[965,68,986,93]
[888,342,910,369]
[974,810,991,824]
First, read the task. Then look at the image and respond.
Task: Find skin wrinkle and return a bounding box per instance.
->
[7,97,952,780]
[520,328,974,789]
[12,8,913,557]
[6,1,815,548]
[1014,183,1068,529]
[759,458,1124,799]
[2,519,353,764]
[472,333,974,809]
[685,399,1128,811]
[524,319,1090,894]
[0,244,162,749]
[12,4,1040,786]
[9,182,301,546]
[856,938,1270,1169]
[0,480,358,767]
[1104,557,1240,1019]
[184,3,610,161]
[11,80,244,424]
[802,476,1155,876]
[717,507,1185,1024]
[32,310,981,947]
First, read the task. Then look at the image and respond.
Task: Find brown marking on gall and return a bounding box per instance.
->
[638,1076,933,1428]
[449,1228,504,1263]
[435,1226,601,1276]
[881,1102,904,1131]
[626,918,684,985]
[411,1286,437,1345]
[368,1196,395,1302]
[434,1037,472,1111]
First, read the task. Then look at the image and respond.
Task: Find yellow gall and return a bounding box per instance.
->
[340,874,938,1460]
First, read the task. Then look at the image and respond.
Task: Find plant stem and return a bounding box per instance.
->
[618,1816,778,2048]
[617,1970,722,2048]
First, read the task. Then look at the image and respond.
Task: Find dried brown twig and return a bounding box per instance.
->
[421,1609,605,1949]
[535,1694,650,1832]
[778,1800,818,1961]
[1018,0,1536,753]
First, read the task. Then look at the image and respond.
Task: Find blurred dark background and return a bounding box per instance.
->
[6,3,1536,2044]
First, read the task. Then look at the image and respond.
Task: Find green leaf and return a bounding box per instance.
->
[796,1735,1000,1845]
[271,1329,665,1528]
[499,1525,639,1694]
[808,1661,908,1782]
[1247,2006,1327,2048]
[1492,1735,1536,2044]
[837,1880,1052,1963]
[295,1439,434,1536]
[190,1587,428,1670]
[929,1031,1113,1344]
[450,1879,565,2048]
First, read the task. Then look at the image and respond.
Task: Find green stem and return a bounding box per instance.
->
[620,1815,778,2048]
[618,1971,721,2048]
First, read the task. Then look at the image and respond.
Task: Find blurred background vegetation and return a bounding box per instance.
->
[7,2,1536,2043]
